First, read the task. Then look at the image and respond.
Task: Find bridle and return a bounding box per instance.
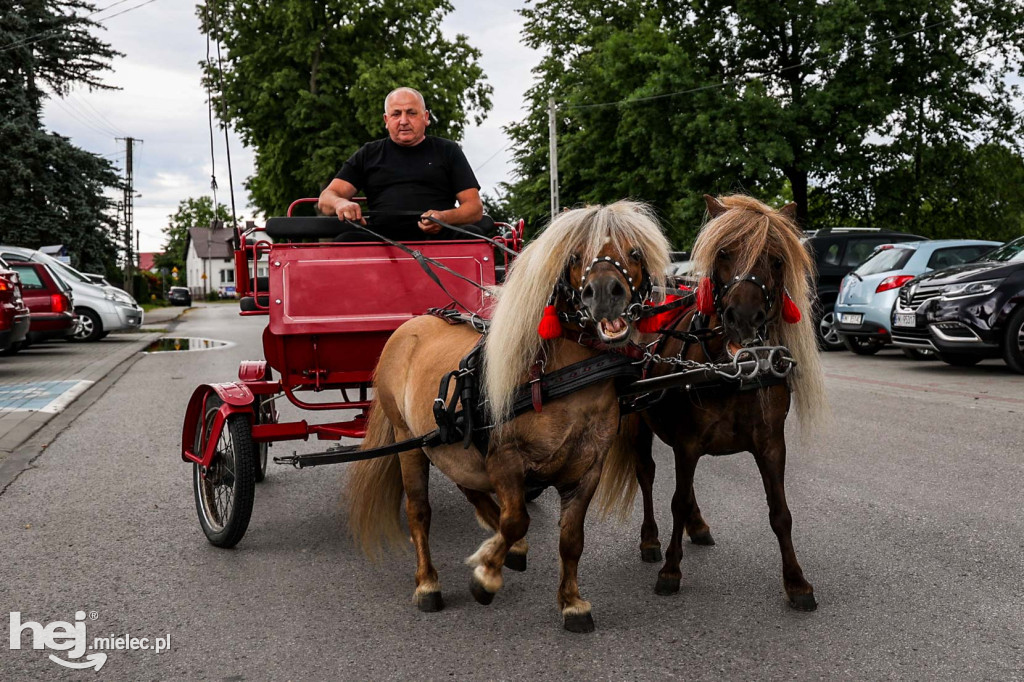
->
[554,255,653,328]
[700,270,781,347]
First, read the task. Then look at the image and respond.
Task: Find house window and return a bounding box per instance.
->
[220,269,235,283]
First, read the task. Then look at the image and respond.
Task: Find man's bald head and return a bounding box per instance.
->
[384,87,426,113]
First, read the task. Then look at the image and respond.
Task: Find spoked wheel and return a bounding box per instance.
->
[193,395,256,548]
[253,396,276,483]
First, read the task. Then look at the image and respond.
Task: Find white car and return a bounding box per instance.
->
[0,246,143,341]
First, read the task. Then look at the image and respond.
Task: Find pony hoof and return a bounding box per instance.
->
[504,552,527,572]
[654,575,680,596]
[416,591,445,613]
[640,546,662,563]
[563,611,595,633]
[689,530,716,546]
[469,577,495,606]
[789,592,817,612]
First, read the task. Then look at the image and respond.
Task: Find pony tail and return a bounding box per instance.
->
[345,399,406,559]
[593,414,641,521]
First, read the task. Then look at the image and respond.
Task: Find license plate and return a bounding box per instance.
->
[839,313,863,325]
[894,313,916,327]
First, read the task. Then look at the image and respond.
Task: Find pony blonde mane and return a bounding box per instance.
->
[692,195,830,435]
[484,201,671,425]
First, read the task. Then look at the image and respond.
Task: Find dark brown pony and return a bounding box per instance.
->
[597,194,828,610]
[346,201,670,632]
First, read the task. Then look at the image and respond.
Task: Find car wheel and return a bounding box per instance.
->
[69,309,103,342]
[816,305,845,351]
[842,335,883,355]
[1002,306,1024,374]
[937,353,982,367]
[901,347,935,361]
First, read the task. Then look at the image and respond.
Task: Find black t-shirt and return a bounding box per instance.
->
[334,136,480,240]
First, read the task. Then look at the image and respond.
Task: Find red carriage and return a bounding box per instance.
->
[180,199,523,548]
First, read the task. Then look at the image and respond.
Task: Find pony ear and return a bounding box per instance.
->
[703,194,728,218]
[779,202,798,220]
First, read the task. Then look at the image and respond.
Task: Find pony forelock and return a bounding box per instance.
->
[692,195,830,436]
[484,201,671,425]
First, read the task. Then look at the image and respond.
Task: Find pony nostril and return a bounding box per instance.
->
[581,282,595,300]
[723,308,736,326]
[609,280,626,298]
[753,310,766,328]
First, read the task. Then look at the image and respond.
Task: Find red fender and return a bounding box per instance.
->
[181,382,255,467]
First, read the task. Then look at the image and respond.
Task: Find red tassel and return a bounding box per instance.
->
[696,277,715,316]
[781,292,802,324]
[537,305,562,339]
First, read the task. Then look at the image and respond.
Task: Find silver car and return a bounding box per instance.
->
[0,245,144,342]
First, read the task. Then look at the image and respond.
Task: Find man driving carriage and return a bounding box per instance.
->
[318,87,490,241]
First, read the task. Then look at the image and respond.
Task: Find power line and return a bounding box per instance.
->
[70,93,128,137]
[560,17,957,111]
[473,142,512,173]
[48,98,120,138]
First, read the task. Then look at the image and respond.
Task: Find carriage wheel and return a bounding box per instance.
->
[253,397,274,483]
[192,395,256,548]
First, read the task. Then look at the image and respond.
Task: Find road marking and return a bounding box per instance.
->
[826,372,1024,406]
[0,381,95,414]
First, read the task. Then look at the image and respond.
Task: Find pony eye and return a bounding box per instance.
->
[628,248,642,262]
[569,253,581,266]
[773,257,783,269]
[718,249,731,261]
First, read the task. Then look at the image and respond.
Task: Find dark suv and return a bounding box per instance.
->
[890,235,1024,372]
[803,228,925,349]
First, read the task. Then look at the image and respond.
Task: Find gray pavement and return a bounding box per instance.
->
[1,304,1022,680]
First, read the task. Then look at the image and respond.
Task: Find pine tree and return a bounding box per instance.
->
[0,1,123,272]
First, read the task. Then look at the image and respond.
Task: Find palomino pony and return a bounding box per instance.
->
[346,201,670,632]
[597,194,828,610]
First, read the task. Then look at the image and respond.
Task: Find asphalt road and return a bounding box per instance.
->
[2,304,1022,680]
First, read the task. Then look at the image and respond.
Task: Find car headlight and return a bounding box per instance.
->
[104,288,137,306]
[939,278,1002,300]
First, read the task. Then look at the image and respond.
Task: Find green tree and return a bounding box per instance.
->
[508,0,1024,245]
[154,196,233,273]
[198,0,493,217]
[0,1,124,273]
[870,143,1024,242]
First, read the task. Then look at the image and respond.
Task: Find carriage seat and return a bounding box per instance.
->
[265,215,498,241]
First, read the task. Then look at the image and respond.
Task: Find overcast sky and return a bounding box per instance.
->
[41,0,538,253]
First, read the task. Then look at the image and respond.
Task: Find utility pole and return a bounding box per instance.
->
[117,137,142,295]
[548,97,559,217]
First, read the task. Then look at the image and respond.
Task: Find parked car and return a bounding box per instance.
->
[834,240,1001,356]
[167,286,192,306]
[803,227,926,350]
[890,235,1024,372]
[7,261,77,347]
[0,256,31,354]
[0,246,143,342]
